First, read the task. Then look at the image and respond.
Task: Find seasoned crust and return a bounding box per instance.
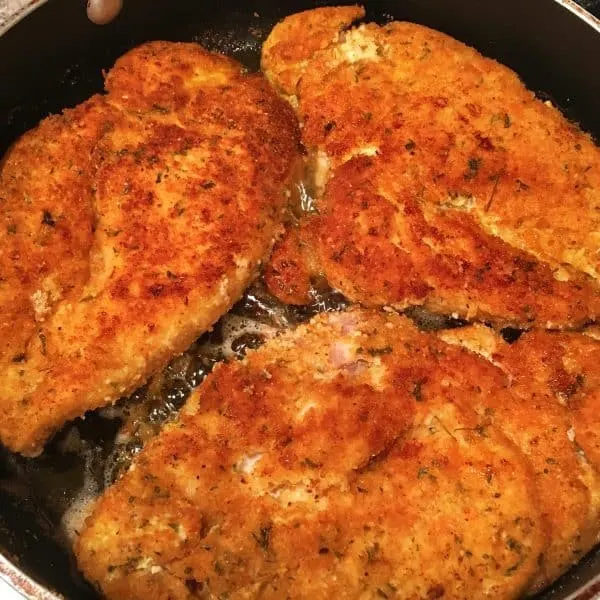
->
[439,325,600,592]
[0,96,112,365]
[262,11,600,328]
[263,224,314,305]
[493,330,600,479]
[261,5,365,97]
[0,42,300,455]
[76,309,545,600]
[273,155,600,327]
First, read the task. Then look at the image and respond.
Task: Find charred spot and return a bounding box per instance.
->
[11,353,26,363]
[185,578,204,595]
[201,180,216,189]
[427,584,445,599]
[551,369,585,404]
[474,132,495,151]
[500,328,523,344]
[148,284,165,297]
[324,121,337,134]
[465,103,482,117]
[42,210,56,227]
[513,256,537,273]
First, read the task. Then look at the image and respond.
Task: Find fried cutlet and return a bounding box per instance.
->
[261,7,600,328]
[76,309,546,600]
[439,325,600,592]
[0,42,299,455]
[0,96,113,365]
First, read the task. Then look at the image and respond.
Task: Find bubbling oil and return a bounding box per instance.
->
[55,277,348,544]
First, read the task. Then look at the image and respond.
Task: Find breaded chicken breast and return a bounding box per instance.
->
[439,325,600,592]
[0,42,299,455]
[0,96,112,365]
[262,7,600,328]
[76,309,546,600]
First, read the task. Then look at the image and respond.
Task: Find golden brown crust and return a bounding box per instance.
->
[290,155,600,327]
[0,97,112,364]
[439,325,600,592]
[0,42,299,455]
[263,224,314,305]
[76,309,545,600]
[261,5,365,96]
[262,13,600,328]
[492,330,600,476]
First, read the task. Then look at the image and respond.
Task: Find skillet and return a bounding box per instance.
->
[0,1,600,598]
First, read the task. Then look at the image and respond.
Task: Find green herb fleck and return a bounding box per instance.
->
[152,103,169,114]
[368,346,393,356]
[464,157,482,180]
[214,561,225,575]
[252,524,272,552]
[366,542,380,563]
[38,332,47,356]
[411,379,425,401]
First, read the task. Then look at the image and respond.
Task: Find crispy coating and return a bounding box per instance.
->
[0,97,111,364]
[76,309,546,600]
[263,224,314,305]
[261,5,365,98]
[0,41,299,455]
[262,9,600,328]
[439,325,600,592]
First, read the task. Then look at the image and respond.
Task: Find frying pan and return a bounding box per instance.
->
[1,0,600,598]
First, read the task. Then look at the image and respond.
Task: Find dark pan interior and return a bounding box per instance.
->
[1,0,600,598]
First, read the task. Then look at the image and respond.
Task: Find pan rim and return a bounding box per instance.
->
[0,552,61,599]
[0,0,599,599]
[1,0,600,36]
